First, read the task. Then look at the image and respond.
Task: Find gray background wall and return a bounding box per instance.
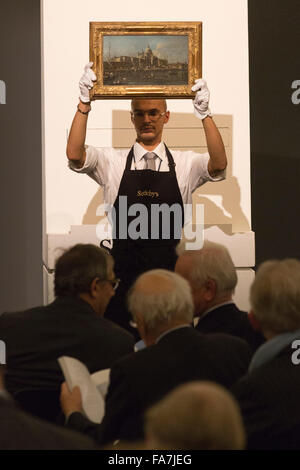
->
[0,0,43,312]
[248,0,300,265]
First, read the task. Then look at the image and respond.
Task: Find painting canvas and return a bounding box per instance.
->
[103,35,189,86]
[90,22,202,99]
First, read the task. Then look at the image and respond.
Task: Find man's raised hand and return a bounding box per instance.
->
[191,78,212,120]
[79,62,97,103]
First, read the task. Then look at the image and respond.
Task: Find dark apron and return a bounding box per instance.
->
[104,144,184,335]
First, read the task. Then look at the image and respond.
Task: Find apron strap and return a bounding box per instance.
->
[125,146,135,172]
[164,144,176,175]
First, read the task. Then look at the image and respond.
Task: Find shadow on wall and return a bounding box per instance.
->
[82,110,250,234]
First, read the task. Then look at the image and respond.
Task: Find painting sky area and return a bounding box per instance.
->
[103,35,188,64]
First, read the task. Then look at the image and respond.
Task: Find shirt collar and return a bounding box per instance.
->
[196,301,235,323]
[249,329,300,372]
[133,141,166,162]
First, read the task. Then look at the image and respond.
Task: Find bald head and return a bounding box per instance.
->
[131,98,167,112]
[127,269,193,333]
[145,381,246,450]
[134,271,175,296]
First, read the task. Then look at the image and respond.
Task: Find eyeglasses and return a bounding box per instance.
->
[131,110,166,121]
[106,278,121,291]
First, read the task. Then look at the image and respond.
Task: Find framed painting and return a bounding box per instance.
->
[89,22,202,99]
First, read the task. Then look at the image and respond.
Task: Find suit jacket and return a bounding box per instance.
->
[67,326,252,444]
[0,296,134,394]
[231,346,300,449]
[0,395,97,450]
[195,303,265,352]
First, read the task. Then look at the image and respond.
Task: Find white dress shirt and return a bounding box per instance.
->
[69,141,225,208]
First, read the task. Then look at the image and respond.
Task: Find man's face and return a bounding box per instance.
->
[95,268,116,316]
[131,99,170,146]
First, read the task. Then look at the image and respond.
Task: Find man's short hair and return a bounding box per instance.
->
[54,244,113,297]
[144,381,246,450]
[176,240,237,294]
[250,258,300,334]
[127,269,193,331]
[131,98,167,112]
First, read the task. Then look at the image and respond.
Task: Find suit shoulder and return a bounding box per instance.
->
[0,401,97,449]
[99,318,134,342]
[111,343,157,371]
[0,306,44,324]
[205,332,252,353]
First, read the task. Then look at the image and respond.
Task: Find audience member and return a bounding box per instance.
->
[175,240,264,351]
[0,365,97,450]
[0,244,134,419]
[61,269,251,444]
[231,259,300,449]
[144,381,246,450]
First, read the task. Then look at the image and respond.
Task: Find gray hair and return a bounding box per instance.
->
[144,381,246,450]
[250,258,300,334]
[176,240,237,294]
[127,269,193,331]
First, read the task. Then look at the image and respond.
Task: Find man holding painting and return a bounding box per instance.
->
[66,62,227,333]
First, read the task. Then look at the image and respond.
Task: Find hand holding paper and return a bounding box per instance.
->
[60,382,83,418]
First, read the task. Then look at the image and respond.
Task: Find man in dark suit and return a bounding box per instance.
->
[61,269,252,444]
[0,244,134,417]
[175,240,264,351]
[0,365,97,450]
[231,259,300,449]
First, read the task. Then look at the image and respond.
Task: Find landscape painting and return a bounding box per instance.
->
[103,35,189,86]
[89,22,202,99]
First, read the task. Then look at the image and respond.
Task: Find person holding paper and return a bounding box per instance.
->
[60,269,251,444]
[0,244,134,423]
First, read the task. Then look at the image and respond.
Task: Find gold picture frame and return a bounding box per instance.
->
[89,21,202,100]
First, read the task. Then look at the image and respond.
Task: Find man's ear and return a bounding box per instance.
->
[130,111,135,126]
[164,110,170,124]
[90,277,100,299]
[135,312,146,339]
[248,310,262,332]
[204,279,217,301]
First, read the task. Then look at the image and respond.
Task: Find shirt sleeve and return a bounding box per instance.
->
[189,152,226,193]
[68,145,108,186]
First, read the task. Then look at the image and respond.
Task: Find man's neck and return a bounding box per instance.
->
[199,294,233,317]
[136,139,162,151]
[144,322,190,346]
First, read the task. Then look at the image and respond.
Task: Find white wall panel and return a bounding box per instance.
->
[42,0,251,235]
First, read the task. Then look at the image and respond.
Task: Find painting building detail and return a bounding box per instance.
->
[103,44,188,86]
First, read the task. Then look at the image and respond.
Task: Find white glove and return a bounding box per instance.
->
[79,62,97,103]
[191,78,212,120]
